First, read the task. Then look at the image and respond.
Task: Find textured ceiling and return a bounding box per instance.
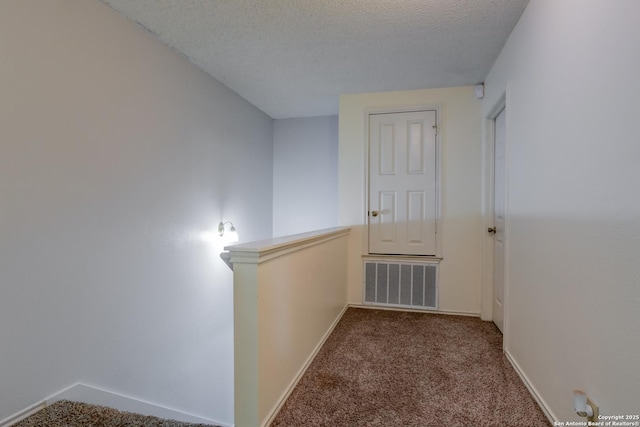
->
[100,0,529,118]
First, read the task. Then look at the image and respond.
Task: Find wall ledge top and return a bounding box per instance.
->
[225,227,350,265]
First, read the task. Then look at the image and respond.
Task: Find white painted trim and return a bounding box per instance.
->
[262,304,349,427]
[362,254,442,263]
[480,85,510,332]
[2,383,229,427]
[0,401,46,427]
[505,350,557,425]
[348,303,480,318]
[480,100,498,321]
[500,81,513,350]
[226,227,350,265]
[362,105,443,258]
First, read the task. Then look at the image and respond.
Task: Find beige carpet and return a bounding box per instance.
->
[13,400,219,427]
[272,307,551,427]
[14,309,550,426]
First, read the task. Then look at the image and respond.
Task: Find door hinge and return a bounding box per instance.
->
[435,222,438,233]
[433,124,438,136]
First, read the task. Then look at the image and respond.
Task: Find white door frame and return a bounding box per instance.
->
[362,105,443,258]
[481,88,510,347]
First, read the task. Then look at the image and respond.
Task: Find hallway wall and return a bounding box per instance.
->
[483,0,640,420]
[273,116,338,237]
[0,1,273,425]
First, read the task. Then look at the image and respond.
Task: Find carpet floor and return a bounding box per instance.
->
[13,400,219,427]
[272,307,551,427]
[14,309,550,427]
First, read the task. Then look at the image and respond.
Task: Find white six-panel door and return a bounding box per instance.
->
[368,110,437,255]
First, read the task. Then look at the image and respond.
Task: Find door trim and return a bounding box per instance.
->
[363,105,442,258]
[481,86,511,347]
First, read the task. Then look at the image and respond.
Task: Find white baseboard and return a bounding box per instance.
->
[262,304,349,427]
[0,401,46,427]
[2,383,231,427]
[348,303,481,317]
[505,350,557,425]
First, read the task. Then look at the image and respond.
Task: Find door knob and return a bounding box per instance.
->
[371,211,379,217]
[488,227,496,234]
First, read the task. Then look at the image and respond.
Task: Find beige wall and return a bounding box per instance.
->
[228,228,349,426]
[339,87,483,314]
[483,0,640,421]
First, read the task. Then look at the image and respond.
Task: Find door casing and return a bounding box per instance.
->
[492,106,506,333]
[481,87,510,347]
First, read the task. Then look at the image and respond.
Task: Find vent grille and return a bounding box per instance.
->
[364,261,438,310]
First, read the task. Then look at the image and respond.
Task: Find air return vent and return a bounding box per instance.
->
[364,260,438,310]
